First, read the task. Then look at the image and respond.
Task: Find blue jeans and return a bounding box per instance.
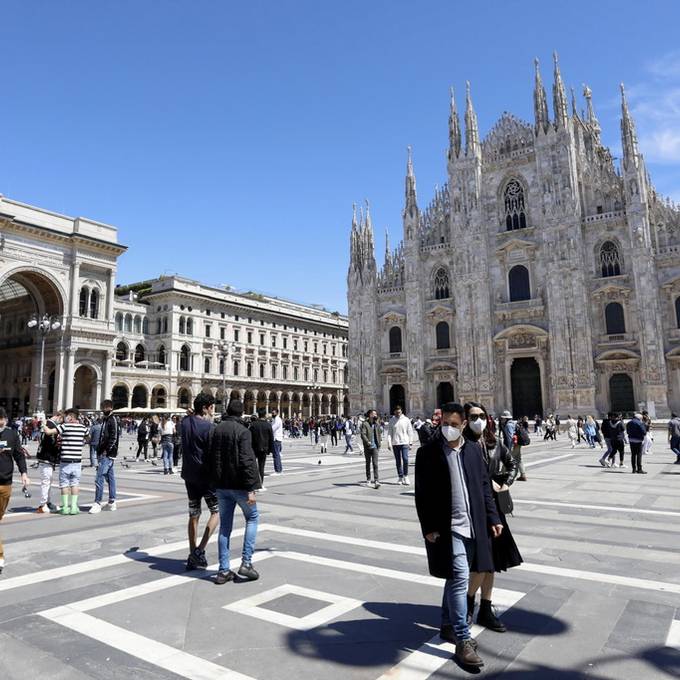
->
[273,440,283,473]
[161,440,174,471]
[344,433,353,452]
[392,444,410,477]
[94,456,116,503]
[89,445,98,467]
[671,435,680,459]
[442,533,475,642]
[216,488,259,571]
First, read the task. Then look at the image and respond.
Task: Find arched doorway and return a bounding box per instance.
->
[609,373,635,415]
[73,365,97,410]
[177,387,192,410]
[151,385,166,408]
[343,395,350,417]
[302,393,310,418]
[281,393,290,418]
[256,391,267,412]
[112,384,129,410]
[132,384,148,409]
[436,382,454,407]
[244,390,255,414]
[330,395,338,415]
[0,269,64,416]
[511,358,543,418]
[389,384,406,414]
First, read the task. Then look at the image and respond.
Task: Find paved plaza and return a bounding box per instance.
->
[1,434,680,679]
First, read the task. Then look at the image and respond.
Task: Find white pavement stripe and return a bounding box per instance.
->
[514,498,680,518]
[666,619,680,648]
[524,453,577,467]
[39,609,254,680]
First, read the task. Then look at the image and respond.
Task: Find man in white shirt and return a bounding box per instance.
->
[388,405,415,485]
[270,408,284,475]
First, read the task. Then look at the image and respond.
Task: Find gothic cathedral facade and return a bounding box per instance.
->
[347,55,680,419]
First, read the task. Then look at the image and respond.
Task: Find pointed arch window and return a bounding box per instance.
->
[605,302,626,335]
[433,268,450,300]
[157,345,166,366]
[508,265,531,301]
[504,179,527,230]
[89,289,99,318]
[436,321,450,349]
[179,344,191,371]
[134,344,145,364]
[115,342,128,362]
[179,316,186,334]
[600,241,622,277]
[389,326,403,354]
[187,318,194,335]
[79,287,88,317]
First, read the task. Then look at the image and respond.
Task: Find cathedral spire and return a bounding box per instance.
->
[384,226,392,267]
[620,83,640,170]
[363,199,375,260]
[582,84,601,140]
[464,81,480,157]
[552,51,569,129]
[448,86,462,160]
[533,58,550,134]
[570,86,578,117]
[404,145,418,217]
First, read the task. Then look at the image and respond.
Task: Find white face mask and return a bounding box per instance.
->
[469,418,486,434]
[441,425,461,442]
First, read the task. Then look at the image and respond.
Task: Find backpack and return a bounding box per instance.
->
[517,426,531,447]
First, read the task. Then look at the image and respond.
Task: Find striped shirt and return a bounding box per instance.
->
[57,422,89,463]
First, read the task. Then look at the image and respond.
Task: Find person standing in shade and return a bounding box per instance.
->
[668,413,680,464]
[360,409,382,488]
[136,418,150,462]
[249,408,274,491]
[181,392,219,570]
[44,408,88,515]
[89,400,120,513]
[388,405,414,485]
[626,412,647,474]
[270,408,284,476]
[0,407,29,574]
[88,417,103,468]
[207,400,261,584]
[414,402,502,669]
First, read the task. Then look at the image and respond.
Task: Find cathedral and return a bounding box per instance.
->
[347,54,680,419]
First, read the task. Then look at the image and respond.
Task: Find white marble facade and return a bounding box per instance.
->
[348,56,680,419]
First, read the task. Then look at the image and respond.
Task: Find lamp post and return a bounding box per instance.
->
[27,314,61,416]
[218,341,229,410]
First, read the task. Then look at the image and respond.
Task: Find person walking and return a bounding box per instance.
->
[43,408,88,515]
[360,410,382,488]
[583,416,597,448]
[136,418,150,461]
[414,401,502,669]
[330,418,339,448]
[463,403,522,632]
[89,400,120,513]
[207,400,261,584]
[626,412,647,474]
[88,417,103,468]
[599,413,614,467]
[181,392,219,570]
[318,419,330,453]
[565,415,578,449]
[606,413,627,468]
[249,408,274,491]
[160,415,175,475]
[342,417,354,453]
[149,415,161,464]
[35,412,62,514]
[388,405,414,485]
[641,410,653,456]
[270,408,284,476]
[669,413,680,464]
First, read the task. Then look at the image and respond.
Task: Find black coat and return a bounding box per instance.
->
[249,419,274,455]
[97,414,120,458]
[415,435,500,578]
[207,416,261,491]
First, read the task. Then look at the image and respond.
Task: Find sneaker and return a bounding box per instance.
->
[398,477,404,485]
[214,570,236,585]
[365,479,371,486]
[374,480,381,489]
[46,502,57,512]
[107,501,117,512]
[638,470,648,474]
[186,548,208,570]
[237,562,259,581]
[36,504,50,514]
[403,476,410,486]
[455,639,484,668]
[88,502,102,515]
[598,458,607,467]
[620,463,627,468]
[59,505,71,516]
[258,486,267,492]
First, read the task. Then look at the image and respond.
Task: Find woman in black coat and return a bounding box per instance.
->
[463,402,523,633]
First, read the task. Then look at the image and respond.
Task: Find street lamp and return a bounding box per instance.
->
[27,314,61,415]
[218,341,229,409]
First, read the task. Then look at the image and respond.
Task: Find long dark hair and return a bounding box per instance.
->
[463,401,497,449]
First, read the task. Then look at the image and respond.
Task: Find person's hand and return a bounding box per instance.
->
[491,524,503,538]
[425,531,440,543]
[20,472,30,486]
[247,491,257,506]
[492,480,501,493]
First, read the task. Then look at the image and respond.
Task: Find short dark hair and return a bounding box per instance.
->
[65,407,80,418]
[440,402,464,417]
[227,399,244,417]
[393,405,403,413]
[271,407,278,414]
[365,409,376,418]
[0,407,7,420]
[101,399,113,410]
[193,392,215,415]
[257,407,267,418]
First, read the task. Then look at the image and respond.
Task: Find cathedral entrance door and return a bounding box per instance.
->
[511,357,543,418]
[389,385,405,414]
[436,382,454,407]
[609,373,635,416]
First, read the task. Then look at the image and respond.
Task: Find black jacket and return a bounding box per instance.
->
[207,416,261,491]
[249,419,274,456]
[0,427,27,485]
[97,414,120,458]
[608,419,625,442]
[483,439,518,486]
[37,418,61,466]
[415,435,500,578]
[416,422,434,445]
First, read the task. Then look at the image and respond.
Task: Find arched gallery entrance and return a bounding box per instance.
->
[510,357,543,418]
[73,365,97,410]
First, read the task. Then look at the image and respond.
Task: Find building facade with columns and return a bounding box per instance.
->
[348,55,680,419]
[110,276,349,417]
[0,195,125,416]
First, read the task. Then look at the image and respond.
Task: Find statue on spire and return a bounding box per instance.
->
[448,87,462,161]
[533,58,550,134]
[464,81,480,157]
[552,51,568,129]
[582,84,601,140]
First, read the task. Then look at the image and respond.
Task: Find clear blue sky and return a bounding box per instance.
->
[2,1,679,313]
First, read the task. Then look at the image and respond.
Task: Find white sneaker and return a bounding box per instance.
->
[258,486,267,492]
[89,502,102,514]
[620,463,627,468]
[107,501,117,512]
[398,477,404,485]
[403,476,410,486]
[374,480,381,489]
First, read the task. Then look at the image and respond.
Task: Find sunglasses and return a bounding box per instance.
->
[467,413,486,421]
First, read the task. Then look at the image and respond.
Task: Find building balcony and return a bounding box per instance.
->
[583,209,625,225]
[597,333,637,348]
[494,297,544,321]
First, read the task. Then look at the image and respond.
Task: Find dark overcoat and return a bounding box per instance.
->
[414,434,500,578]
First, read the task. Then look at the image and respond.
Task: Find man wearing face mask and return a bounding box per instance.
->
[360,409,382,488]
[415,402,502,669]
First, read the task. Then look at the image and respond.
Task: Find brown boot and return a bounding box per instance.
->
[455,639,484,667]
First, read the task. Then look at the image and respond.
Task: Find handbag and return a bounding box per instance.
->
[496,487,514,515]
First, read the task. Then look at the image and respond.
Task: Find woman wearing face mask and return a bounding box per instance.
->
[463,402,523,633]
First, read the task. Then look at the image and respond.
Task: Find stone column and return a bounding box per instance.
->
[102,350,113,405]
[53,342,65,412]
[95,378,102,407]
[106,269,115,323]
[64,347,76,407]
[68,261,80,319]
